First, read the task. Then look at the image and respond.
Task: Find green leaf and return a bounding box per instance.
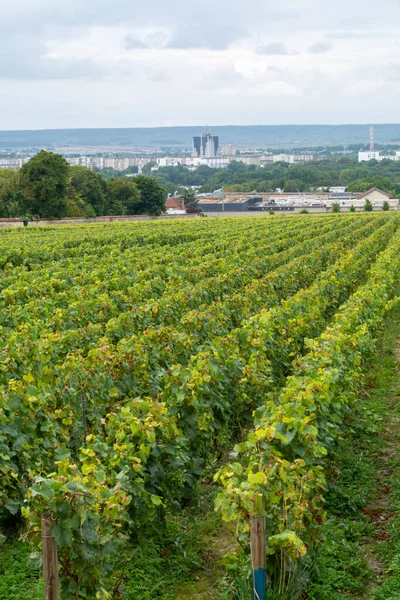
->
[5,499,20,515]
[54,447,71,461]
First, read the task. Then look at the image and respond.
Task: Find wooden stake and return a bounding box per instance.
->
[251,515,266,600]
[42,512,59,600]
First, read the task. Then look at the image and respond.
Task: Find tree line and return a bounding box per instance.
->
[150,157,400,196]
[0,151,167,219]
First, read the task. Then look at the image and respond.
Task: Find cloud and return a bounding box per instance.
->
[124,37,147,50]
[0,33,107,80]
[2,57,106,81]
[2,0,400,128]
[326,31,369,40]
[256,43,289,55]
[166,24,246,50]
[199,63,244,90]
[124,29,171,50]
[145,68,171,83]
[308,42,331,54]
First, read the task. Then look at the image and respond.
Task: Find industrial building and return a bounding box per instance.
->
[197,188,399,213]
[197,196,260,212]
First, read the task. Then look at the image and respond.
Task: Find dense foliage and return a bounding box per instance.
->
[0,214,399,598]
[150,158,400,196]
[0,152,166,219]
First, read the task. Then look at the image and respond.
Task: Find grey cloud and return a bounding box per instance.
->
[267,66,284,75]
[0,57,108,80]
[326,31,369,40]
[166,25,246,50]
[308,42,331,54]
[197,63,244,90]
[0,1,293,51]
[124,37,147,50]
[382,64,400,82]
[262,62,336,94]
[355,63,400,83]
[3,0,400,39]
[29,59,106,80]
[15,0,295,30]
[145,68,171,83]
[125,30,170,50]
[0,33,108,80]
[256,43,289,55]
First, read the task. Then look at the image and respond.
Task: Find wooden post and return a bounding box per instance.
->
[251,515,266,600]
[42,512,59,600]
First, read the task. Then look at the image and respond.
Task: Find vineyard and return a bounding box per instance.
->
[1,213,400,599]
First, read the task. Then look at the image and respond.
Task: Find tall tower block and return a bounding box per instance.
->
[370,125,375,152]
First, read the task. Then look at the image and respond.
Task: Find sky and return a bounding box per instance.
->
[1,0,400,130]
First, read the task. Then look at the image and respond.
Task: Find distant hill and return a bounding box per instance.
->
[1,124,400,149]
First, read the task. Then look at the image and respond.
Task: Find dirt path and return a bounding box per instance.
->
[174,521,238,600]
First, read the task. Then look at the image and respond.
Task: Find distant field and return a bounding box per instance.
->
[1,214,400,599]
[1,123,400,149]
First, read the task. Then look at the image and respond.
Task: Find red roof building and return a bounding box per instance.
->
[165,197,185,211]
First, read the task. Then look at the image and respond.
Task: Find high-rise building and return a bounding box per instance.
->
[192,127,219,158]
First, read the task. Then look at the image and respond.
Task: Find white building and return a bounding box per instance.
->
[237,155,262,166]
[329,186,347,194]
[358,151,400,163]
[261,154,316,164]
[0,158,29,170]
[358,150,382,162]
[220,144,237,157]
[185,156,231,169]
[357,188,399,209]
[158,157,182,167]
[325,188,399,210]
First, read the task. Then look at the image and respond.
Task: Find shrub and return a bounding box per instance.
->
[364,199,373,212]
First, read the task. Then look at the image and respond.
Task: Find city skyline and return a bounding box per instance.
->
[1,0,400,130]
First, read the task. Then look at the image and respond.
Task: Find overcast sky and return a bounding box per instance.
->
[1,0,400,130]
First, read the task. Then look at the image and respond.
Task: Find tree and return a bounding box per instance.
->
[106,178,141,215]
[364,199,373,212]
[141,161,157,175]
[382,200,390,211]
[177,187,199,209]
[65,186,95,217]
[0,169,23,217]
[134,176,166,215]
[349,205,356,212]
[332,203,340,213]
[284,180,301,193]
[20,151,70,218]
[70,167,107,215]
